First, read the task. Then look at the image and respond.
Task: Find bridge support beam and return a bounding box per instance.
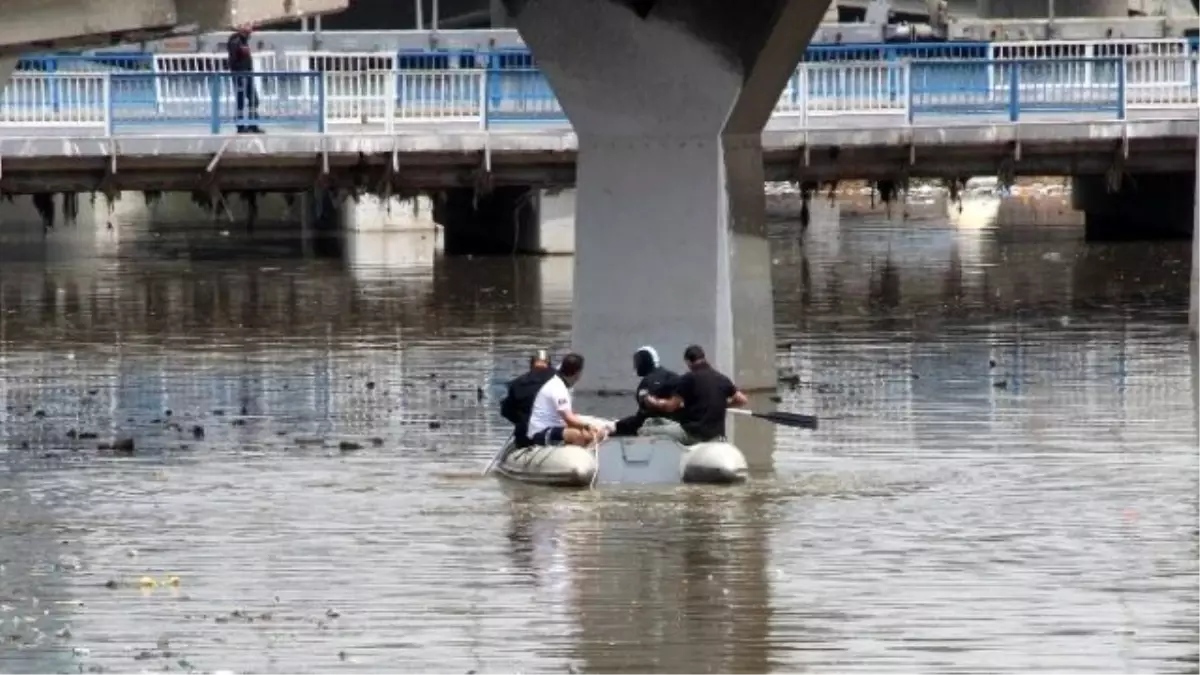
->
[503,0,828,391]
[1072,173,1197,242]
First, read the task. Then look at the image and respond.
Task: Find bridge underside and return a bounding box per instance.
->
[312,0,1194,31]
[0,125,1194,192]
[0,0,346,58]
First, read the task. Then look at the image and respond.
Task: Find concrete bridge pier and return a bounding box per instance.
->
[1192,150,1199,337]
[1071,173,1197,241]
[503,0,829,392]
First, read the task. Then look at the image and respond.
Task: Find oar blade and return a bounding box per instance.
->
[753,411,818,430]
[483,435,515,475]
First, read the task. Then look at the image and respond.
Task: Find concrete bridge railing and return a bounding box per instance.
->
[0,54,1195,135]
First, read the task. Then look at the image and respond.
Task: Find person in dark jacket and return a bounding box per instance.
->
[227,24,262,133]
[610,345,679,437]
[499,349,556,448]
[644,344,748,444]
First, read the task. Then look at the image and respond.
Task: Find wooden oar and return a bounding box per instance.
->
[729,408,818,430]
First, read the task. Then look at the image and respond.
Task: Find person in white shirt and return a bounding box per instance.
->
[526,352,605,447]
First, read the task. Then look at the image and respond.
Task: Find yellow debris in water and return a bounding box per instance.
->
[166,576,181,587]
[138,576,158,588]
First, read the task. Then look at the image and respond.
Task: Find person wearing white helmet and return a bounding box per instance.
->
[610,345,680,437]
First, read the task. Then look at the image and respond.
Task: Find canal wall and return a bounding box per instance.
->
[0,191,440,233]
[0,183,1079,247]
[0,188,567,255]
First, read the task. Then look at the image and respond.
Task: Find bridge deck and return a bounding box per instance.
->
[0,116,1193,191]
[0,51,1193,191]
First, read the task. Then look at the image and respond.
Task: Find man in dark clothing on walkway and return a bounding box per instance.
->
[227,24,262,133]
[644,344,748,444]
[499,349,556,448]
[610,345,679,437]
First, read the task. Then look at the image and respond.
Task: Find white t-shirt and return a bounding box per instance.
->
[526,374,572,438]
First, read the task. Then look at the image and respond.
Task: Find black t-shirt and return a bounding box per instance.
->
[227,33,253,72]
[673,363,737,441]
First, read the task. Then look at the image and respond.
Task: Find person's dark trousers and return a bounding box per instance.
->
[234,75,261,133]
[611,414,644,437]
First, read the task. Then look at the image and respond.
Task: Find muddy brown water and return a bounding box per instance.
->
[1,196,1197,674]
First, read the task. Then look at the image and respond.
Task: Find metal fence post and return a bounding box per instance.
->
[209,73,221,134]
[904,60,914,124]
[799,64,808,130]
[1008,60,1020,122]
[385,68,397,132]
[317,71,327,133]
[1117,56,1127,120]
[103,74,113,136]
[479,66,489,130]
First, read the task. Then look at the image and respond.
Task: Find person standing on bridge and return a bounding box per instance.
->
[644,344,748,444]
[227,24,262,134]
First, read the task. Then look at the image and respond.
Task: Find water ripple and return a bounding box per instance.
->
[1,201,1197,673]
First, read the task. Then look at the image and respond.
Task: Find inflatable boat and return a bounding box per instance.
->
[491,416,748,488]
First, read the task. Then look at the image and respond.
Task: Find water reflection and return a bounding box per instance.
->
[501,486,774,674]
[0,197,1196,673]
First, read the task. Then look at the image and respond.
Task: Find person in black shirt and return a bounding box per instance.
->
[499,349,556,448]
[644,344,748,444]
[227,24,261,133]
[610,345,679,437]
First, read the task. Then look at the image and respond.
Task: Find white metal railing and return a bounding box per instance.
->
[0,72,109,129]
[1124,54,1198,108]
[393,69,484,123]
[152,53,281,112]
[281,51,399,73]
[281,51,399,102]
[319,70,485,130]
[986,38,1193,92]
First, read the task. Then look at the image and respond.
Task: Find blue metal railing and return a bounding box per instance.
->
[905,58,1128,121]
[16,52,155,73]
[20,35,1197,77]
[110,72,323,133]
[0,56,1193,134]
